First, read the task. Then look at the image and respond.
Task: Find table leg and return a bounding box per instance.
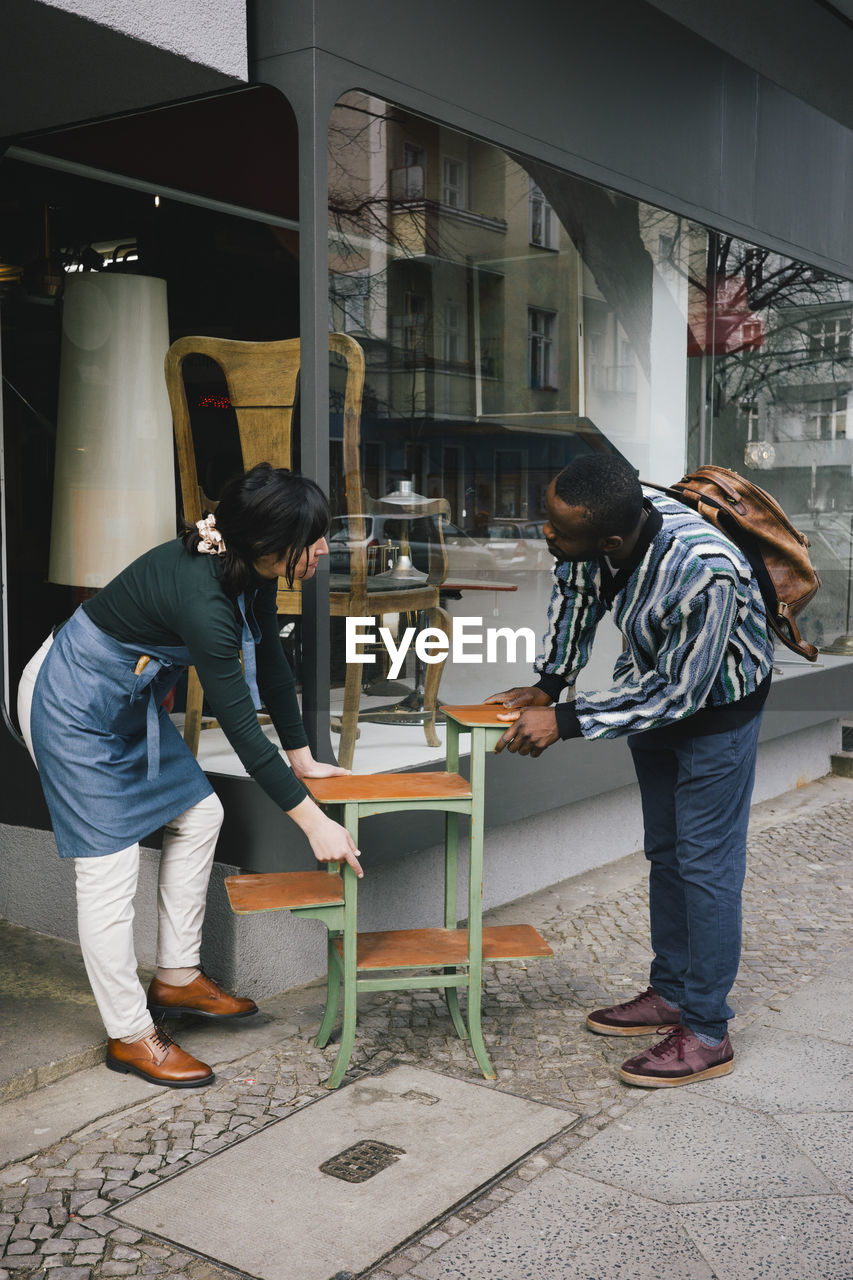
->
[314,941,341,1049]
[325,809,360,1089]
[441,718,467,1039]
[465,727,496,1080]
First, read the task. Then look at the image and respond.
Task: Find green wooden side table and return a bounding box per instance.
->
[225,705,551,1088]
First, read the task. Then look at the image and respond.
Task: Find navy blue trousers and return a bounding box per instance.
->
[628,714,762,1040]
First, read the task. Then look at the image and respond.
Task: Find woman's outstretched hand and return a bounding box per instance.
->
[287,747,351,779]
[288,795,363,877]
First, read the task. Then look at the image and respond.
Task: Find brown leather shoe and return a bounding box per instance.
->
[106,1026,214,1088]
[147,971,258,1021]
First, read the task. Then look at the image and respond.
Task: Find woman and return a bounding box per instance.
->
[17,463,361,1088]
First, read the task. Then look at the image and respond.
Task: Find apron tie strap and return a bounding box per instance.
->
[146,687,161,781]
[237,591,263,711]
[129,658,169,781]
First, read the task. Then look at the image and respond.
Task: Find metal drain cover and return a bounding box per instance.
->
[320,1139,405,1183]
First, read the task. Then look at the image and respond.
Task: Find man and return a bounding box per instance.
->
[486,453,773,1086]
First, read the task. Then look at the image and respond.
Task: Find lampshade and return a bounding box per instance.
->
[381,478,430,506]
[49,273,176,588]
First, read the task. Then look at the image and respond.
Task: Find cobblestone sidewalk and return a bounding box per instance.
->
[1,789,851,1280]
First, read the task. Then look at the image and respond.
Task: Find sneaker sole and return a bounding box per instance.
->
[106,1056,215,1088]
[148,1004,258,1021]
[618,1058,734,1087]
[586,1016,680,1036]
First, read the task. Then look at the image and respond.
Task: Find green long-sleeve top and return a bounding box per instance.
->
[83,538,309,812]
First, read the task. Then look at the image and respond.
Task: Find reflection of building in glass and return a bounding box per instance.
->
[328,97,592,530]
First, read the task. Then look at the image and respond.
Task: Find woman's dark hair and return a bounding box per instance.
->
[182,463,330,597]
[554,453,643,538]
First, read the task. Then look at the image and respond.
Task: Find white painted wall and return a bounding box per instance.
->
[39,0,248,79]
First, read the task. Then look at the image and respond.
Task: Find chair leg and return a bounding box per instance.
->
[336,654,363,770]
[422,605,451,748]
[325,851,359,1089]
[183,667,204,756]
[444,976,468,1040]
[314,939,341,1049]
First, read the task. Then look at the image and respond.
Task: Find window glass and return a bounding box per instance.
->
[0,96,302,770]
[327,93,707,771]
[687,233,853,650]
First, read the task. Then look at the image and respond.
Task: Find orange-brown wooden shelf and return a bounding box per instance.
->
[225,871,344,913]
[333,924,552,970]
[306,772,472,803]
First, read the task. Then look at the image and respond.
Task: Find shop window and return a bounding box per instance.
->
[327,91,853,772]
[689,235,853,649]
[806,396,848,440]
[443,301,466,364]
[443,158,466,209]
[807,312,852,358]
[0,88,302,783]
[529,180,557,250]
[528,309,557,389]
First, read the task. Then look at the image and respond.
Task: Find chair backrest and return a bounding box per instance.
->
[165,332,366,608]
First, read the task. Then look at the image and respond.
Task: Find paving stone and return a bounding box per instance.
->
[4,791,853,1280]
[75,1200,112,1218]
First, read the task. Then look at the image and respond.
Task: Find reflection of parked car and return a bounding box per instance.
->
[478,519,550,571]
[327,515,498,579]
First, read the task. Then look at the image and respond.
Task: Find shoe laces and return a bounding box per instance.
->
[150,1024,175,1053]
[620,986,658,1009]
[648,1025,687,1061]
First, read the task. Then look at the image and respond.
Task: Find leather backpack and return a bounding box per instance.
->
[645,465,821,661]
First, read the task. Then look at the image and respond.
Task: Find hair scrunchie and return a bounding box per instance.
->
[195,514,226,556]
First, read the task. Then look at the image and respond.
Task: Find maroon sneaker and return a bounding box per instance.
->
[619,1026,734,1087]
[586,986,681,1036]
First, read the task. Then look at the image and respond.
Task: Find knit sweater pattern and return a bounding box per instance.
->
[535,491,774,739]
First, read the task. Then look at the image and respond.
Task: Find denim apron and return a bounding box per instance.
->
[30,596,262,859]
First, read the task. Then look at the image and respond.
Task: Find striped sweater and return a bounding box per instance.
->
[534,490,774,739]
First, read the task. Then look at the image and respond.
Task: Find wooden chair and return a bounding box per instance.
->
[165,332,451,768]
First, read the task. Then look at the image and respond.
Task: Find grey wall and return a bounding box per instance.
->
[252,0,853,278]
[0,0,245,138]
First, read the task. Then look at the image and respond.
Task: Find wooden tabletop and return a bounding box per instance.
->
[441,704,519,728]
[306,771,473,803]
[442,579,518,592]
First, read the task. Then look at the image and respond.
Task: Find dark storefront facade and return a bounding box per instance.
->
[1,0,852,988]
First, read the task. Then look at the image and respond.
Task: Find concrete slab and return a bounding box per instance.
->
[409,1168,714,1280]
[112,1065,572,1280]
[557,1091,832,1203]
[677,1195,853,1279]
[827,950,853,979]
[757,975,853,1043]
[0,1062,153,1167]
[775,1112,853,1196]
[0,918,105,1100]
[694,1026,853,1113]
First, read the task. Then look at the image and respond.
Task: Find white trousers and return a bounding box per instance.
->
[18,635,225,1040]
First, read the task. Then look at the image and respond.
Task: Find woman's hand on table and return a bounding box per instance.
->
[288,796,364,877]
[286,747,351,779]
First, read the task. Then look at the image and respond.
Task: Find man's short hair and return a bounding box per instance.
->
[553,453,643,538]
